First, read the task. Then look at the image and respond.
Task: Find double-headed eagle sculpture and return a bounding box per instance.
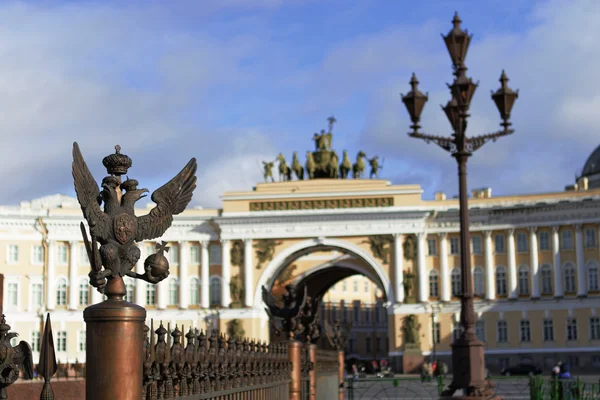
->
[262,284,307,339]
[0,315,33,399]
[72,143,197,296]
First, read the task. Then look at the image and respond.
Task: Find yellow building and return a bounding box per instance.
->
[2,149,600,373]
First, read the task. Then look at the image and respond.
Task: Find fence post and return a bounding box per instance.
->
[308,343,317,400]
[338,350,345,400]
[84,277,146,400]
[289,339,302,400]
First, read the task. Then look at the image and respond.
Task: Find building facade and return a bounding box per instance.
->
[2,171,600,372]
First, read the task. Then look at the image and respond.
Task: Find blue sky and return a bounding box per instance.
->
[0,0,597,207]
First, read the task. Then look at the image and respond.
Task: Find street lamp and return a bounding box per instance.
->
[424,303,443,364]
[401,13,518,398]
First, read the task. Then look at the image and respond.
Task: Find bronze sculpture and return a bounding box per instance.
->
[403,270,415,302]
[340,150,352,179]
[363,235,392,265]
[402,314,421,345]
[262,284,307,339]
[262,161,275,183]
[230,241,243,267]
[276,153,292,182]
[229,276,244,308]
[297,295,322,344]
[324,320,352,351]
[0,315,33,400]
[253,239,280,270]
[352,151,367,179]
[291,152,304,180]
[305,152,316,179]
[368,156,381,179]
[72,143,197,297]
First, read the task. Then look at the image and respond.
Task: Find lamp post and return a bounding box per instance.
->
[401,13,518,398]
[424,303,442,364]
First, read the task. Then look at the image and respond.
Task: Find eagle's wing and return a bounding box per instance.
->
[290,284,308,317]
[72,143,111,242]
[15,341,34,379]
[262,286,281,316]
[136,158,197,242]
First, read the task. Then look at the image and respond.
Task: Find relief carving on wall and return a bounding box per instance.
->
[403,235,417,262]
[254,239,281,269]
[230,240,244,267]
[362,235,392,264]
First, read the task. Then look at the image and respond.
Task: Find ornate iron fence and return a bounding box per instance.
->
[142,321,292,400]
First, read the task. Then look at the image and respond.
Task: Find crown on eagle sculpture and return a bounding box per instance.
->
[102,144,132,176]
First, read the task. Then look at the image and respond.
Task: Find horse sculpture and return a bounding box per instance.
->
[305,152,316,179]
[276,153,292,182]
[352,151,367,179]
[329,151,340,179]
[292,151,304,180]
[340,150,352,179]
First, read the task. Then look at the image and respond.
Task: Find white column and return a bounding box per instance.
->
[417,233,428,303]
[552,226,563,297]
[243,239,253,308]
[393,234,404,303]
[439,233,450,302]
[46,240,56,311]
[91,286,104,304]
[529,227,540,298]
[68,241,78,310]
[484,231,495,301]
[575,224,587,297]
[157,242,168,309]
[135,244,146,306]
[507,229,518,299]
[221,239,231,307]
[179,241,189,309]
[201,241,210,309]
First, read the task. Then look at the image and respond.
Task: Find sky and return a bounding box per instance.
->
[0,0,598,207]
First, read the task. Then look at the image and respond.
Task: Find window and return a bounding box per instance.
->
[429,270,439,298]
[348,337,355,353]
[353,280,358,293]
[7,245,18,263]
[472,236,482,255]
[494,235,505,253]
[342,281,347,292]
[7,283,18,307]
[189,278,200,305]
[590,317,600,340]
[450,238,460,255]
[588,262,599,292]
[452,323,462,343]
[427,239,437,256]
[168,245,178,265]
[364,281,369,293]
[520,320,531,342]
[124,278,134,302]
[31,245,43,264]
[543,319,554,341]
[366,338,371,353]
[374,306,380,324]
[434,323,441,344]
[78,330,86,352]
[210,277,221,306]
[353,301,360,323]
[168,279,178,305]
[563,263,576,293]
[56,278,67,306]
[538,231,550,251]
[79,279,89,306]
[31,331,41,352]
[190,245,200,264]
[567,355,579,368]
[209,245,221,265]
[496,267,507,296]
[566,318,578,341]
[57,244,68,265]
[79,245,89,265]
[451,268,461,297]
[498,358,509,371]
[364,307,370,324]
[57,331,67,352]
[516,233,528,253]
[593,356,600,367]
[585,228,597,248]
[31,283,43,308]
[473,267,484,297]
[376,337,381,352]
[518,266,530,296]
[146,284,156,305]
[330,305,337,321]
[540,265,553,295]
[476,320,485,342]
[561,230,574,250]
